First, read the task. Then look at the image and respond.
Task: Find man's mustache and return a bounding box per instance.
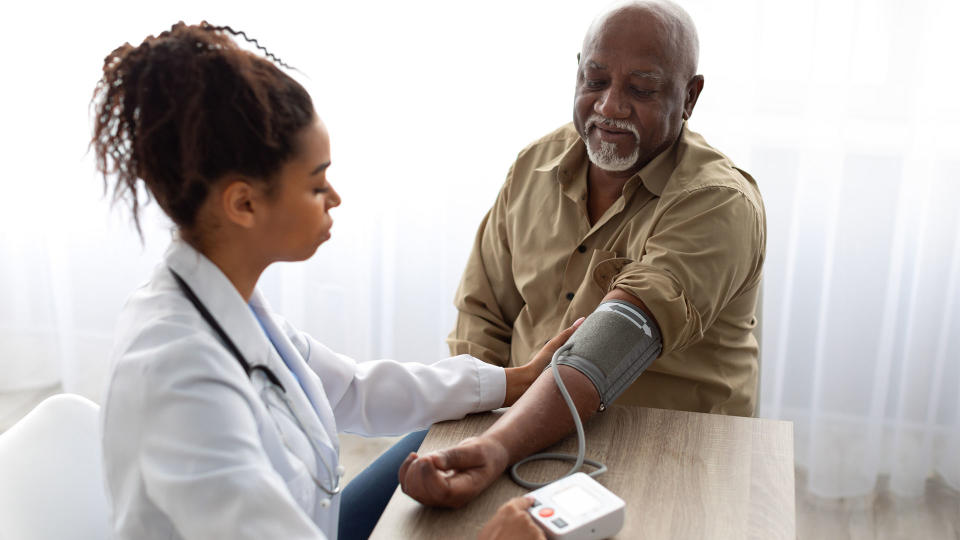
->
[586,115,639,139]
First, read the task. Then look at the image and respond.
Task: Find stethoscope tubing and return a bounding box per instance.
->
[169,267,343,496]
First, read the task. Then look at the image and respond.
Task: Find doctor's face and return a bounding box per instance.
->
[259,118,341,262]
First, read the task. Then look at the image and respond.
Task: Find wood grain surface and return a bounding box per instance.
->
[370,406,795,539]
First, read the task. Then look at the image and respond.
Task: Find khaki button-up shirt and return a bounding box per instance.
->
[448,122,766,416]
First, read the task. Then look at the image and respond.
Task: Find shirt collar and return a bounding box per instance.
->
[533,122,687,197]
[534,135,586,179]
[635,123,686,197]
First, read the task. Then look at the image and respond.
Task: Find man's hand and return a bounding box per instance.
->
[399,318,593,509]
[503,317,585,406]
[397,436,509,508]
[478,497,546,540]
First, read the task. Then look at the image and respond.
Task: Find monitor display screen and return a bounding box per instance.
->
[552,484,600,517]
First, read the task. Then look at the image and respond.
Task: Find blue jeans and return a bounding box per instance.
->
[337,429,428,540]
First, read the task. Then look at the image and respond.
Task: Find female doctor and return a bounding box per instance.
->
[92,22,568,539]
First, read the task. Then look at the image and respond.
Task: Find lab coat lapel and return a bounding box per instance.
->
[164,241,273,368]
[248,290,340,456]
[164,240,339,460]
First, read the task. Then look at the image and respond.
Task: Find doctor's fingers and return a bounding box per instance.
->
[528,317,586,368]
[479,498,546,540]
[542,317,585,352]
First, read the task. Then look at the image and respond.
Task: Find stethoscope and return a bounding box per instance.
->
[169,268,344,498]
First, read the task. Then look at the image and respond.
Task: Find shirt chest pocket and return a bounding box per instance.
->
[560,249,628,324]
[568,249,620,302]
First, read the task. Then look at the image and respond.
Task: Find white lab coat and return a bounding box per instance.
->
[100,239,506,539]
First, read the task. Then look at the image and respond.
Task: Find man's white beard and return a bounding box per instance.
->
[586,139,640,172]
[584,114,640,172]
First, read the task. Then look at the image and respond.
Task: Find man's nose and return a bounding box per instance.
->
[595,87,629,118]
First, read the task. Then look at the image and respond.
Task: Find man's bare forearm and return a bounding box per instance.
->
[395,289,657,509]
[481,288,653,464]
[482,365,601,465]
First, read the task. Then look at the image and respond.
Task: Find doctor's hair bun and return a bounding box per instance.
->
[90,21,315,235]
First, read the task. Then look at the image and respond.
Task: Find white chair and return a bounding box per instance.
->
[0,393,110,540]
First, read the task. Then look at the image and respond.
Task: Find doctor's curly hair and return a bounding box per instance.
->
[90,21,315,235]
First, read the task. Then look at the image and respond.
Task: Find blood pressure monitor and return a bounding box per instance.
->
[510,305,651,538]
[527,472,625,540]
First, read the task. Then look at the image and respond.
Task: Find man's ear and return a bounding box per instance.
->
[682,75,705,120]
[220,180,259,229]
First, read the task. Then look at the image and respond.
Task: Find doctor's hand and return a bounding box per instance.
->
[398,435,509,508]
[478,497,546,540]
[502,317,584,407]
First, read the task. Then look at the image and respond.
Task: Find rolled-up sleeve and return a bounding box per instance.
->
[595,186,764,355]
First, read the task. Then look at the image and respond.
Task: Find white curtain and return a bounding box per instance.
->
[0,0,956,498]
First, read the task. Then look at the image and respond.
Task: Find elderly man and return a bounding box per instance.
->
[400,0,766,515]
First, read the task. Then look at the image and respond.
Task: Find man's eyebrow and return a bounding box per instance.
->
[584,61,663,83]
[630,70,665,82]
[311,162,331,175]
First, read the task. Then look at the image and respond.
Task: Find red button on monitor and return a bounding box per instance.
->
[538,508,555,518]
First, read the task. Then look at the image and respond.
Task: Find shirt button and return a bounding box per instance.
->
[566,292,575,301]
[577,245,587,253]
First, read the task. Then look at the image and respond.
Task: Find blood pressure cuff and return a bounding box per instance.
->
[554,300,662,409]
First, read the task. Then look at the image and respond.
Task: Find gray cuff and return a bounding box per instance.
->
[553,300,662,408]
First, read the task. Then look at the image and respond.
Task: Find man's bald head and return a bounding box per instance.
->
[582,0,700,80]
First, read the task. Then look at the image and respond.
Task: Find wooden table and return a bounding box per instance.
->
[370,406,795,539]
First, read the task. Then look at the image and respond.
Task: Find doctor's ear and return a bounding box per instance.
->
[220,180,260,229]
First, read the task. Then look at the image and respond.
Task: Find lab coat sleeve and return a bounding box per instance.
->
[132,323,325,539]
[295,332,506,436]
